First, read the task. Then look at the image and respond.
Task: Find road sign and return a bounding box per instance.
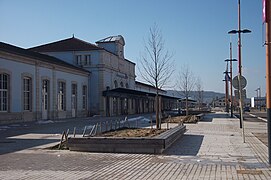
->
[234,89,247,100]
[232,75,247,89]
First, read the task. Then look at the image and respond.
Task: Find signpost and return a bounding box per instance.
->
[234,89,246,100]
[232,75,247,90]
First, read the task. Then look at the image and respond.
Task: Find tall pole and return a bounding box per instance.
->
[259,87,262,111]
[256,88,259,109]
[230,42,234,117]
[237,0,245,142]
[225,63,230,113]
[265,0,271,164]
[225,43,237,118]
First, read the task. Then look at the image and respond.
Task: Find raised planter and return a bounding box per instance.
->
[67,124,186,154]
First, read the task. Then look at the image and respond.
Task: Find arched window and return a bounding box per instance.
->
[0,73,9,112]
[125,83,129,88]
[114,80,118,88]
[120,82,124,88]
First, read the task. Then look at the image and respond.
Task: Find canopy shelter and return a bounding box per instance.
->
[103,88,179,116]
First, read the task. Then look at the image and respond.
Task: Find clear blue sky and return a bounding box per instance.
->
[0,0,266,98]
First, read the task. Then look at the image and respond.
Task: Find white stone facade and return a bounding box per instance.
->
[0,42,89,124]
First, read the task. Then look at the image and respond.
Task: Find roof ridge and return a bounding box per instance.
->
[0,41,89,73]
[73,37,100,48]
[28,37,103,52]
[27,37,74,50]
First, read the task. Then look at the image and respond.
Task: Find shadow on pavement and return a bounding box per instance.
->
[201,113,232,123]
[0,119,96,155]
[0,138,58,155]
[0,113,156,155]
[164,134,204,156]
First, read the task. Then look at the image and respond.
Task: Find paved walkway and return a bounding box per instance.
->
[0,112,271,179]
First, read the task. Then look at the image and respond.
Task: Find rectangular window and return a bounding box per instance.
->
[82,85,87,110]
[42,80,49,111]
[23,77,31,111]
[71,83,77,110]
[58,81,66,110]
[0,73,8,112]
[76,55,82,65]
[84,55,91,66]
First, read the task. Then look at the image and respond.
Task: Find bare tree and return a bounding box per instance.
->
[178,65,195,116]
[195,77,204,110]
[139,24,174,129]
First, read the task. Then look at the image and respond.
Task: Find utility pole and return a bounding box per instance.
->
[225,43,237,118]
[237,0,245,136]
[264,0,271,164]
[255,88,259,109]
[259,87,262,111]
[224,62,230,113]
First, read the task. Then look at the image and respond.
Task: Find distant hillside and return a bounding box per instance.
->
[166,90,224,104]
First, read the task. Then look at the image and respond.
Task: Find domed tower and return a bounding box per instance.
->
[96,35,125,59]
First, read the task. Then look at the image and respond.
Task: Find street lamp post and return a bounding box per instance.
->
[225,42,237,118]
[264,0,271,164]
[228,0,251,143]
[224,63,230,113]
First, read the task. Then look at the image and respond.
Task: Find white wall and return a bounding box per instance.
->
[0,56,89,117]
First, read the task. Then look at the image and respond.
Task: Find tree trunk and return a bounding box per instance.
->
[156,93,159,129]
[186,97,188,116]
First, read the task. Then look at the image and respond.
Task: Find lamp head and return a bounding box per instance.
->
[228,30,238,34]
[242,29,251,33]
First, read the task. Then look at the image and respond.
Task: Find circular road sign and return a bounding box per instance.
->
[232,75,247,89]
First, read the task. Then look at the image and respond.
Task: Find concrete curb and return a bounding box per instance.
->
[248,113,267,122]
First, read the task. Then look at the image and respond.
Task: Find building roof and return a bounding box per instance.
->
[178,99,197,102]
[135,81,166,92]
[28,37,103,52]
[96,35,125,45]
[28,36,135,65]
[103,88,179,100]
[0,41,89,73]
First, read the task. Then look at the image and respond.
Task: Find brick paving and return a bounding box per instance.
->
[1,112,271,179]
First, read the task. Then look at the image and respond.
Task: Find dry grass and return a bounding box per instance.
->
[97,128,166,137]
[94,115,196,138]
[166,115,198,124]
